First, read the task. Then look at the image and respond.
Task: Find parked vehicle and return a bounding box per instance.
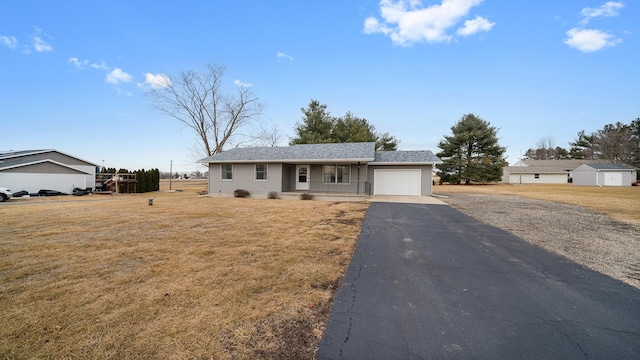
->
[34,189,67,196]
[12,190,29,197]
[72,187,91,196]
[0,187,12,202]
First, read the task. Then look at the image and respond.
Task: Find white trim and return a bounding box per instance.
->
[254,163,268,181]
[0,159,92,174]
[322,164,351,184]
[204,157,375,164]
[295,164,310,190]
[220,163,233,181]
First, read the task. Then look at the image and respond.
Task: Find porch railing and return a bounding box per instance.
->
[306,181,371,195]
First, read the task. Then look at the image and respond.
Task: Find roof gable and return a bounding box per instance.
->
[0,159,92,174]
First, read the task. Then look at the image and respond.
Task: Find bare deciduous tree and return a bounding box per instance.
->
[256,121,283,147]
[148,64,264,158]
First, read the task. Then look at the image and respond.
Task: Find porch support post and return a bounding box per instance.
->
[357,162,360,194]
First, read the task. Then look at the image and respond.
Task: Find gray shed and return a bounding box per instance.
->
[572,163,636,187]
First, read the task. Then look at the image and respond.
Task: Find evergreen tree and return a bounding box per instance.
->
[289,99,399,150]
[436,114,507,184]
[569,130,597,159]
[289,100,335,145]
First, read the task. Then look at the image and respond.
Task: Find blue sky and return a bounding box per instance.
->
[1,1,638,173]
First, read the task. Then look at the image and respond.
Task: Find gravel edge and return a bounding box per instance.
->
[440,193,640,289]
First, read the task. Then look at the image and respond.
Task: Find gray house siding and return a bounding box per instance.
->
[200,143,440,199]
[572,168,597,186]
[208,163,283,196]
[367,164,433,196]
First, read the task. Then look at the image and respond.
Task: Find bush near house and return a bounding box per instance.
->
[234,189,250,198]
[267,191,280,199]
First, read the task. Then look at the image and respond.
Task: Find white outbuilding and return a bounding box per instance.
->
[572,163,636,187]
[0,150,97,194]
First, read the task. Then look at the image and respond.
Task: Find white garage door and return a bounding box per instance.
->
[373,169,421,196]
[604,172,623,186]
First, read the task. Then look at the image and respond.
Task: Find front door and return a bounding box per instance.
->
[296,165,310,190]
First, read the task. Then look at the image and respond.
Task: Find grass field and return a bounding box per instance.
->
[0,180,368,359]
[435,183,640,225]
[2,180,638,359]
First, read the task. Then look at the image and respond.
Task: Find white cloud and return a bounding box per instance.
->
[145,73,172,89]
[106,68,133,84]
[456,15,494,36]
[91,61,110,70]
[68,57,88,68]
[564,28,622,52]
[580,1,624,25]
[234,79,253,88]
[31,27,52,52]
[1,35,18,49]
[277,52,294,61]
[363,0,489,46]
[33,36,52,52]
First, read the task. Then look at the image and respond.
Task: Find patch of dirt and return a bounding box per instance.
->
[441,193,640,289]
[251,300,334,360]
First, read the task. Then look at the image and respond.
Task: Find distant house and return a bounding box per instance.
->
[199,142,441,199]
[0,150,97,194]
[572,164,636,187]
[502,159,610,184]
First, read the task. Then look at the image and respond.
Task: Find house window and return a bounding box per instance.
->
[221,164,233,180]
[534,173,540,179]
[255,164,268,180]
[323,165,350,184]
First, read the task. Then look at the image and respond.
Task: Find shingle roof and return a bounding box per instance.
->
[199,142,377,163]
[583,163,635,170]
[371,150,441,164]
[504,166,572,174]
[516,159,609,170]
[199,143,442,164]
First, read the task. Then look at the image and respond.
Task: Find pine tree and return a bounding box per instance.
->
[289,99,399,150]
[436,114,507,184]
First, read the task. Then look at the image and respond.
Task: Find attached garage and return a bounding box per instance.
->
[373,169,421,196]
[367,151,440,197]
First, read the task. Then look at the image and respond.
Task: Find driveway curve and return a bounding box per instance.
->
[317,202,640,360]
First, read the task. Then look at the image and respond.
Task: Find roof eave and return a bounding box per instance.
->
[369,161,442,165]
[201,157,376,164]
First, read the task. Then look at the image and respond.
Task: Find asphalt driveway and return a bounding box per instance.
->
[317,202,640,360]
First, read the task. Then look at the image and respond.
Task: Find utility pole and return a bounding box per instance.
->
[170,160,173,190]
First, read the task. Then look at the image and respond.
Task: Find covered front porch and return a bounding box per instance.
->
[281,163,370,195]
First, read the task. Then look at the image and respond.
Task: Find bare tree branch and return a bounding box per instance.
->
[147,63,264,159]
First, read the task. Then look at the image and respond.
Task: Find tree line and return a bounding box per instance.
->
[146,62,636,185]
[101,168,160,193]
[523,119,640,167]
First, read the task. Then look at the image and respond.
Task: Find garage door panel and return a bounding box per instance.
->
[604,172,623,186]
[374,169,421,196]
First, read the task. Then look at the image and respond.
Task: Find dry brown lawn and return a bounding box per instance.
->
[435,183,640,225]
[0,180,368,359]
